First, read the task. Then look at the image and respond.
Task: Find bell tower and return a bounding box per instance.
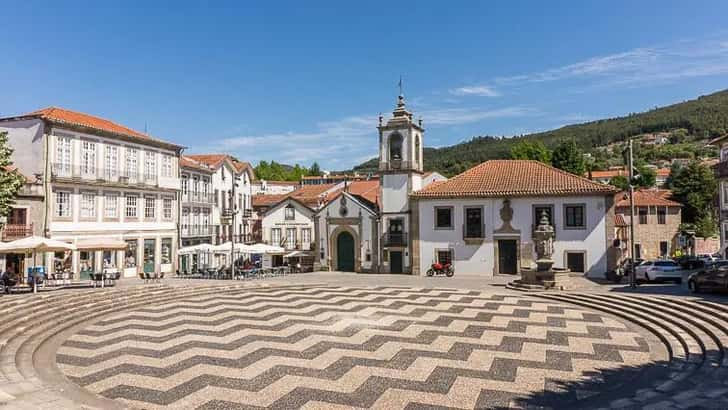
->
[377,94,424,274]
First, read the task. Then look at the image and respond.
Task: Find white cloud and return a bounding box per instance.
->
[488,37,728,88]
[422,106,538,126]
[449,85,500,97]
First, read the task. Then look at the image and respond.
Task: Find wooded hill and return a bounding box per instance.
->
[352,89,728,176]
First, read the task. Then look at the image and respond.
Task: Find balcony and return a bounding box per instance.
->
[181,225,213,238]
[51,163,161,188]
[2,223,33,241]
[181,192,216,204]
[382,232,408,247]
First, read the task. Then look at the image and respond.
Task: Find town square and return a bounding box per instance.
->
[2,1,728,409]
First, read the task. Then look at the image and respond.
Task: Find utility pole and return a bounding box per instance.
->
[627,138,637,289]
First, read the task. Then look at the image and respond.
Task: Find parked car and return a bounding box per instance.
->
[687,264,728,293]
[697,254,720,263]
[635,259,682,283]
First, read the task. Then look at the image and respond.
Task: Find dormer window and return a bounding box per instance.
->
[285,204,295,220]
[389,133,403,161]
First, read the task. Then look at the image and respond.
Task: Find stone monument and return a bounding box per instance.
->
[508,210,571,291]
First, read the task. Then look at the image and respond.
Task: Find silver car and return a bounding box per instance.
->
[635,260,682,282]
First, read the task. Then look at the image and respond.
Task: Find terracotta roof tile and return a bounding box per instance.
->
[614,189,682,207]
[185,154,254,177]
[179,156,214,173]
[412,160,617,198]
[252,194,289,208]
[8,107,180,148]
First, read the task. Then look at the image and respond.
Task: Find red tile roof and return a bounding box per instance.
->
[614,189,682,207]
[412,160,617,198]
[288,183,338,207]
[179,156,214,173]
[185,154,254,177]
[6,107,181,148]
[252,194,289,208]
[264,180,299,186]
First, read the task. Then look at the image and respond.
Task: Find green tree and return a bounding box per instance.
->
[551,140,586,176]
[608,175,630,191]
[509,140,551,163]
[309,162,322,176]
[0,132,24,223]
[670,160,718,237]
[633,166,656,188]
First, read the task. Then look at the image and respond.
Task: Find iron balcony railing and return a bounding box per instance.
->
[382,232,408,246]
[51,163,159,187]
[1,223,33,241]
[181,225,213,237]
[181,192,216,204]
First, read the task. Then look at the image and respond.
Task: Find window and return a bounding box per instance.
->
[161,238,172,264]
[144,197,156,219]
[657,207,666,225]
[660,241,669,257]
[436,249,453,265]
[81,141,96,176]
[202,209,210,231]
[302,228,311,244]
[55,191,71,218]
[638,207,648,224]
[415,135,420,164]
[125,148,138,181]
[104,193,118,218]
[181,175,189,194]
[161,155,173,177]
[534,205,554,226]
[464,206,483,238]
[144,151,156,180]
[634,244,642,259]
[435,207,453,229]
[125,195,138,218]
[125,240,137,268]
[163,198,173,220]
[389,133,403,161]
[181,208,189,232]
[286,228,297,249]
[55,135,72,175]
[104,145,118,180]
[80,192,96,219]
[192,175,199,193]
[271,228,282,245]
[722,182,728,206]
[564,204,586,229]
[285,204,295,220]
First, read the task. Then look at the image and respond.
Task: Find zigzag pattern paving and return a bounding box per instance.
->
[56,286,654,409]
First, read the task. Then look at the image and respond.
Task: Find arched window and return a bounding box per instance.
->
[389,133,403,161]
[415,134,420,164]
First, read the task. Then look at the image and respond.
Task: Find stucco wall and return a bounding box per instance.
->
[0,118,46,177]
[417,195,610,278]
[261,200,314,249]
[317,194,377,271]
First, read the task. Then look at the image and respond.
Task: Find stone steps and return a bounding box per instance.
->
[535,292,728,409]
[0,282,294,408]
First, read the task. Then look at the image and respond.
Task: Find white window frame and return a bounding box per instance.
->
[55,135,72,176]
[55,191,71,218]
[80,192,96,219]
[163,198,173,220]
[144,196,156,219]
[161,154,173,177]
[81,140,96,177]
[104,193,118,218]
[125,148,138,182]
[144,151,157,181]
[104,145,119,180]
[301,228,311,244]
[125,195,138,218]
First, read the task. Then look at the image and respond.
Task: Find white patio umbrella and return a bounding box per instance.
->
[74,238,127,250]
[248,243,285,254]
[178,243,215,255]
[0,236,75,293]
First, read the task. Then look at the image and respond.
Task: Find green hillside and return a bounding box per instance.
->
[353,89,728,176]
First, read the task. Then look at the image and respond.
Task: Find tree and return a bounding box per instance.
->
[309,162,322,176]
[0,132,24,223]
[633,165,656,188]
[551,140,586,176]
[509,140,551,163]
[608,175,630,191]
[670,160,718,237]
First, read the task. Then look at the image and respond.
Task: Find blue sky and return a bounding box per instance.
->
[2,1,728,170]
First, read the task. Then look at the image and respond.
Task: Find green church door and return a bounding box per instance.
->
[336,232,355,272]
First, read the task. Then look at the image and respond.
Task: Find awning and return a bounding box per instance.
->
[74,238,128,250]
[248,243,286,254]
[0,236,76,253]
[284,250,311,258]
[178,243,215,255]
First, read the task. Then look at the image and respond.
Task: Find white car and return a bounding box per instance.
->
[635,260,682,282]
[697,254,719,263]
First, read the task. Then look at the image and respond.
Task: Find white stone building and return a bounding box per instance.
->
[0,107,183,279]
[184,154,255,244]
[260,197,315,252]
[179,156,215,248]
[252,180,299,195]
[411,160,618,278]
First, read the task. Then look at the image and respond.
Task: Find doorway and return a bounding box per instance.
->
[336,231,355,271]
[497,240,518,274]
[390,251,403,273]
[143,239,156,273]
[566,251,585,273]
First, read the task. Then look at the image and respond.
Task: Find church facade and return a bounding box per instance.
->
[315,95,618,278]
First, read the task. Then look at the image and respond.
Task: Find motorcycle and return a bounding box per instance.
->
[426,262,454,277]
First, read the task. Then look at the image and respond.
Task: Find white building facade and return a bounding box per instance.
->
[261,198,315,251]
[0,107,183,279]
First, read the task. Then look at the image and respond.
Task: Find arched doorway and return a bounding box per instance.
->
[336,231,355,271]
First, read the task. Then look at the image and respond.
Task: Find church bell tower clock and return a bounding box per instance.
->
[377,94,424,274]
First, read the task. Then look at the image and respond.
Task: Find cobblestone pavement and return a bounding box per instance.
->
[0,275,727,409]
